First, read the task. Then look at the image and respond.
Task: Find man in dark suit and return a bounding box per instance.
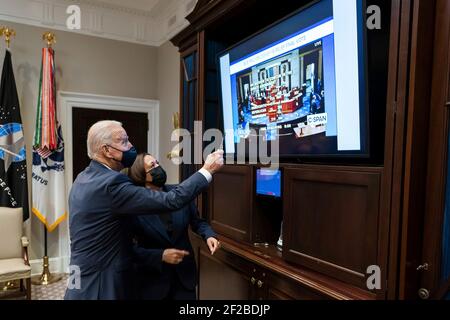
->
[64,120,223,300]
[128,153,219,300]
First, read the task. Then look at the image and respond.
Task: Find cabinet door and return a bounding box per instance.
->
[283,166,382,290]
[198,249,252,300]
[209,165,254,242]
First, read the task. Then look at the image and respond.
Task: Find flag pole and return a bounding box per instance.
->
[31,32,63,286]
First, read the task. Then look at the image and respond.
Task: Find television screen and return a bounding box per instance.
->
[256,168,282,198]
[219,0,368,158]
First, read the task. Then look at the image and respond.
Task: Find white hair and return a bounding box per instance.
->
[87,120,123,159]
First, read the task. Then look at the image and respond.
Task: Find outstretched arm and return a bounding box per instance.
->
[110,150,224,215]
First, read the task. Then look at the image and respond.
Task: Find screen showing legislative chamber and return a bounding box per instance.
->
[219,0,368,158]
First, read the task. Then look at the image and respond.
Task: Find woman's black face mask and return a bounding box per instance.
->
[147,165,167,187]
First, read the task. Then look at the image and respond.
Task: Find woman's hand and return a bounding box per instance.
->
[162,248,189,264]
[206,237,220,255]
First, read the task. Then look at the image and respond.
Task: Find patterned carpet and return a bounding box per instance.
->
[0,275,68,300]
[32,275,68,300]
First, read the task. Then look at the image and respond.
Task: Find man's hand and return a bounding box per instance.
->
[162,249,189,265]
[203,149,224,175]
[206,237,220,255]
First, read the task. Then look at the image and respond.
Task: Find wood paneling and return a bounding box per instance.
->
[209,165,253,241]
[447,16,450,107]
[198,249,250,300]
[209,165,282,244]
[420,0,450,298]
[267,272,326,300]
[283,166,382,289]
[398,0,436,299]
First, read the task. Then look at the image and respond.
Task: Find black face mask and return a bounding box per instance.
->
[107,145,137,168]
[148,166,167,188]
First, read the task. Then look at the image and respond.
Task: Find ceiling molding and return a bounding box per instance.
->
[0,0,196,46]
[77,0,156,17]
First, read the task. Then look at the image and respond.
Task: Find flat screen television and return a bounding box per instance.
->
[256,168,282,198]
[219,0,369,159]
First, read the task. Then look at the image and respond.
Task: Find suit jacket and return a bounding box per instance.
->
[132,184,216,300]
[64,160,209,300]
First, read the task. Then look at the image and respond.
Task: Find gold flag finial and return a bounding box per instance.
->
[167,112,181,160]
[2,27,16,48]
[173,112,180,129]
[42,32,56,48]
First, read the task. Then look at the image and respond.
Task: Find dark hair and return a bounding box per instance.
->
[128,153,150,186]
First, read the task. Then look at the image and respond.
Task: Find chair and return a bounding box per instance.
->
[0,207,31,300]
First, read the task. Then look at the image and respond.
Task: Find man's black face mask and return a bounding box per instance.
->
[107,145,137,168]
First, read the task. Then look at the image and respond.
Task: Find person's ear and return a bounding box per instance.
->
[102,145,112,158]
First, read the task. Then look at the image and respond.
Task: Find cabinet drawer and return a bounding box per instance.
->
[267,272,326,300]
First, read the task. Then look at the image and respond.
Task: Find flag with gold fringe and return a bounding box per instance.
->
[32,47,66,232]
[0,49,29,221]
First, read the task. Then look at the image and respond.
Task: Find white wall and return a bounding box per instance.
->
[0,20,159,263]
[0,22,182,275]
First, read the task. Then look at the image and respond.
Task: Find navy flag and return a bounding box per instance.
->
[0,50,29,220]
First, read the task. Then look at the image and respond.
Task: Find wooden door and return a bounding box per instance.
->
[198,249,252,300]
[420,0,450,300]
[72,108,148,180]
[209,165,254,242]
[283,166,382,293]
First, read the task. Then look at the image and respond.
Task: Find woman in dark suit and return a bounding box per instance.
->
[128,153,220,300]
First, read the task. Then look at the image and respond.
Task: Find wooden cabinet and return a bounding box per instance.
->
[207,164,385,296]
[173,0,438,300]
[209,165,282,244]
[197,244,327,300]
[283,166,383,290]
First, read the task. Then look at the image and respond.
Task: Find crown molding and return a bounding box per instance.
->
[77,0,156,17]
[0,0,196,46]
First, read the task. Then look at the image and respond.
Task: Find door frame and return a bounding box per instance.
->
[57,91,159,272]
